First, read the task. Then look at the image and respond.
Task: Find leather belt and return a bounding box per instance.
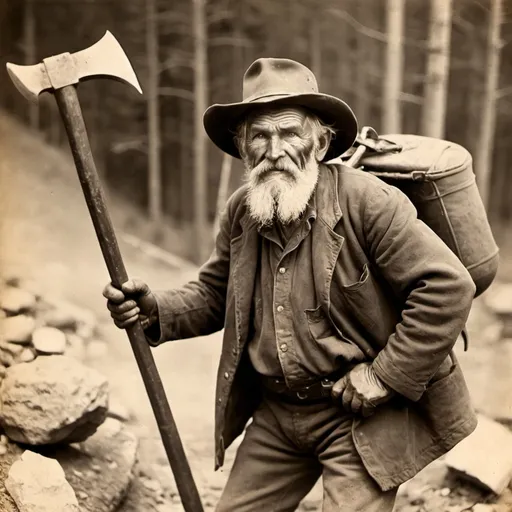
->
[259,370,346,405]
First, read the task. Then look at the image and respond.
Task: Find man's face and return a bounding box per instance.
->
[240,106,327,226]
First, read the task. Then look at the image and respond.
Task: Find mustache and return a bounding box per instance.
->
[250,158,299,181]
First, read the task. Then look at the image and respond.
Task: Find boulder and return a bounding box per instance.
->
[0,287,36,315]
[445,414,512,494]
[485,283,512,317]
[32,326,66,355]
[5,450,79,512]
[0,315,36,344]
[52,418,138,512]
[0,355,108,445]
[0,438,24,512]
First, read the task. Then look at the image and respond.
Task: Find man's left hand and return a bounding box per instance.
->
[331,363,395,417]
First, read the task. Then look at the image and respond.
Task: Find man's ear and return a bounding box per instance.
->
[315,130,332,161]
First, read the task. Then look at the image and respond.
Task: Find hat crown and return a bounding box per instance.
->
[243,58,319,102]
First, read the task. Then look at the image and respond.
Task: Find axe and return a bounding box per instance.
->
[6,31,204,512]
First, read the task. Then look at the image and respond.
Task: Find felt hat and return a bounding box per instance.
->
[203,57,358,161]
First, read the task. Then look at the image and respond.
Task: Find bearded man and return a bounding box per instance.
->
[103,58,477,512]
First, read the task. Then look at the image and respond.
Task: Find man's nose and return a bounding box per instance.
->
[265,135,285,161]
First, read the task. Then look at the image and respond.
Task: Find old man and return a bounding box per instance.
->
[103,58,477,511]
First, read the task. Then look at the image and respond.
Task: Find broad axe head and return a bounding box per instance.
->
[6,31,142,102]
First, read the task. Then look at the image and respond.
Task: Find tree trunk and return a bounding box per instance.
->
[420,0,453,138]
[382,0,404,134]
[310,4,322,80]
[24,0,38,130]
[193,0,209,263]
[354,0,370,126]
[146,0,162,233]
[475,0,502,211]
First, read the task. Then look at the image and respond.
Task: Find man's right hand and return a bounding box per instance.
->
[102,278,158,330]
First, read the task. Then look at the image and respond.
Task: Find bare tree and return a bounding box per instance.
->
[382,0,404,134]
[420,0,453,138]
[193,0,209,263]
[146,0,162,233]
[475,0,503,210]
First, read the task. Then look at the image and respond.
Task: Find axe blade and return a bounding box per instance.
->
[6,61,52,103]
[74,31,142,94]
[6,30,142,101]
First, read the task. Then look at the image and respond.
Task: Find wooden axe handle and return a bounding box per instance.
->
[54,85,204,512]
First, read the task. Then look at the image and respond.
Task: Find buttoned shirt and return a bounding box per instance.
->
[247,192,367,389]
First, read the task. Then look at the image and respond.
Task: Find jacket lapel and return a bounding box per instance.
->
[231,212,260,348]
[312,165,344,311]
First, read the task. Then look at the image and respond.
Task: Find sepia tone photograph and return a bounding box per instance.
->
[0,0,511,511]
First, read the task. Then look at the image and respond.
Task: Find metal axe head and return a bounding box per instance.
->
[6,31,142,102]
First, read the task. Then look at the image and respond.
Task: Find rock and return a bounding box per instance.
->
[0,287,36,315]
[0,310,5,320]
[0,342,23,357]
[32,326,66,355]
[0,355,109,445]
[85,339,109,360]
[445,414,512,494]
[42,308,78,331]
[0,349,14,368]
[44,298,96,333]
[472,505,511,512]
[485,283,512,317]
[5,450,79,512]
[0,364,6,379]
[54,418,138,512]
[0,439,24,512]
[0,444,6,455]
[0,315,36,344]
[17,348,35,363]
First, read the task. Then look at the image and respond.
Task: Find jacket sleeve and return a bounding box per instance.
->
[363,183,476,401]
[146,192,236,345]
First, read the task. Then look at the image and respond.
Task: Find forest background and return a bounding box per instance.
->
[0,0,510,265]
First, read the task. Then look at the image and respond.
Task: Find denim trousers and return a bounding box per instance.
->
[216,395,397,512]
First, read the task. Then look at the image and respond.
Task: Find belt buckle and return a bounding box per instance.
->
[296,386,310,400]
[321,378,334,389]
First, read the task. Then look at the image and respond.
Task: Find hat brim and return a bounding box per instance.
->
[203,93,358,162]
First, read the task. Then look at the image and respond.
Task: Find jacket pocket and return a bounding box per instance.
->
[342,263,370,291]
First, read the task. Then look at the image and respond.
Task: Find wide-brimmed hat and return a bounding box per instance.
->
[203,58,358,161]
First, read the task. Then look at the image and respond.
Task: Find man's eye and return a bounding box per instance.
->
[285,131,299,138]
[252,133,265,141]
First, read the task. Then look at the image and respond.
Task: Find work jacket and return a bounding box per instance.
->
[152,163,477,491]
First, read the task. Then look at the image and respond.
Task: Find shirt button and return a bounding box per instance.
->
[218,397,222,403]
[224,372,229,379]
[276,305,284,312]
[280,343,288,352]
[279,267,286,274]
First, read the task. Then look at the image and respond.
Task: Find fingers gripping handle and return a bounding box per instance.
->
[54,85,204,512]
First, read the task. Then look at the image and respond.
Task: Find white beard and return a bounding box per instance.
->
[244,154,320,227]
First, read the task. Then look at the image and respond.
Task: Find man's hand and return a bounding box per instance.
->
[103,278,158,330]
[332,363,395,417]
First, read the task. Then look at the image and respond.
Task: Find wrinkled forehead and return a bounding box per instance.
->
[246,105,311,129]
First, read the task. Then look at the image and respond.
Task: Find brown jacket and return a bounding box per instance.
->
[152,164,477,491]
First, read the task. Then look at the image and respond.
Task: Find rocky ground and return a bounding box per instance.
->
[1,110,512,511]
